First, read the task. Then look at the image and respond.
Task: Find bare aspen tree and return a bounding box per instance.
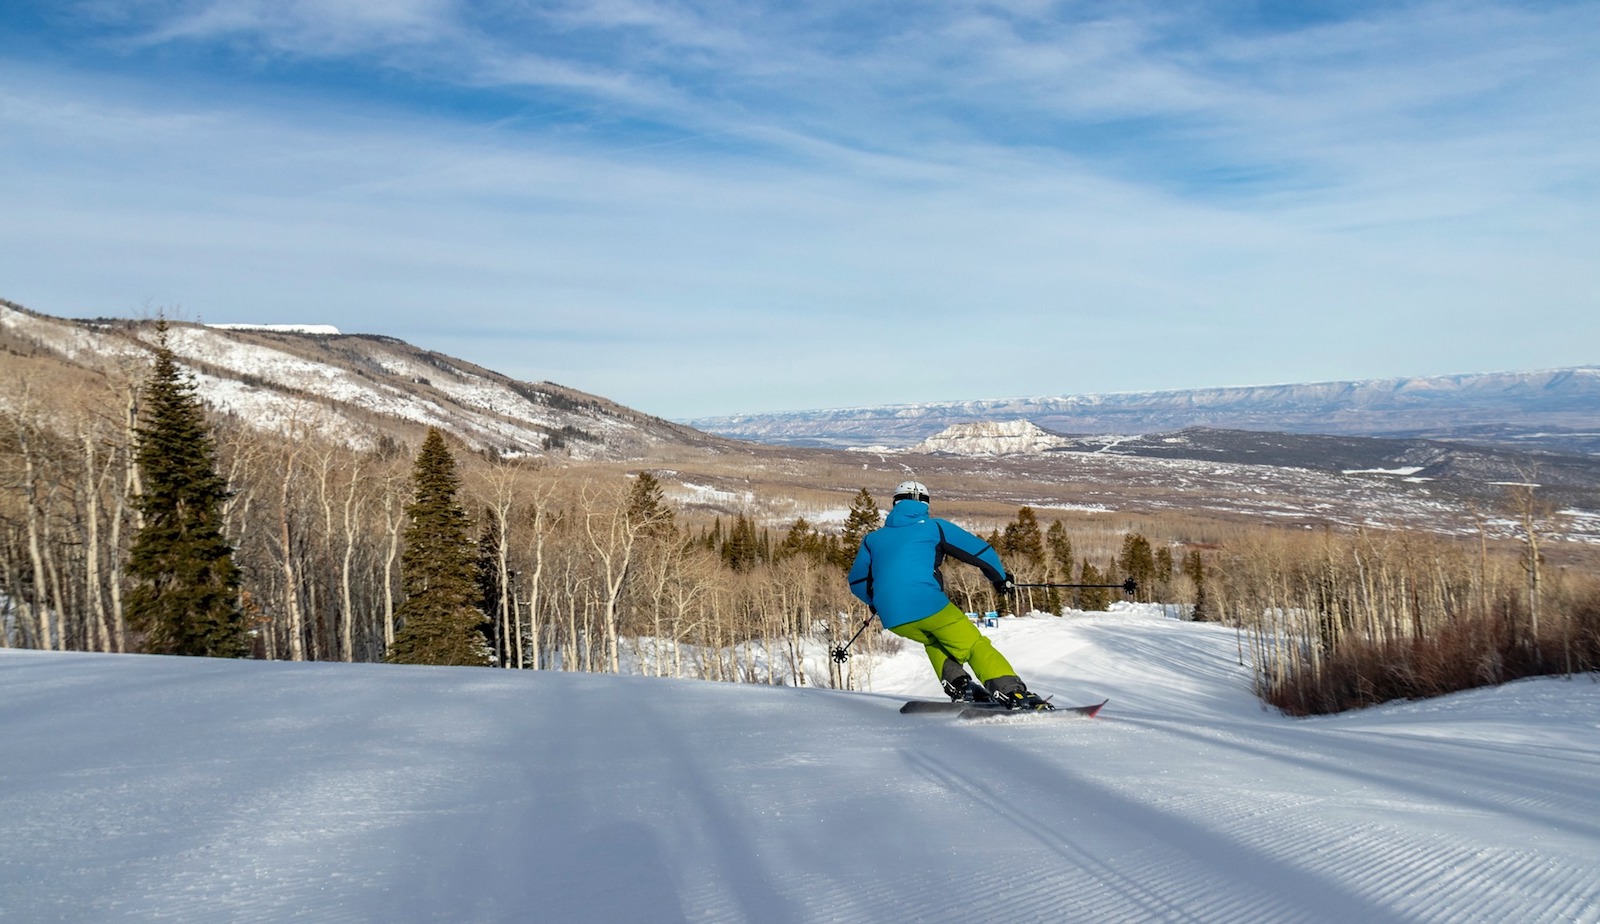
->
[272,432,310,661]
[103,431,132,651]
[1506,481,1546,643]
[80,431,114,651]
[380,470,406,652]
[336,453,368,663]
[471,458,535,668]
[638,533,675,677]
[580,479,651,674]
[520,480,559,671]
[14,405,55,650]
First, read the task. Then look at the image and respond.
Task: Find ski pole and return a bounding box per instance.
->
[1007,578,1139,596]
[830,614,874,663]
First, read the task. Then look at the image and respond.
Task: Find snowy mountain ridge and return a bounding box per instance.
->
[689,367,1600,455]
[0,299,719,460]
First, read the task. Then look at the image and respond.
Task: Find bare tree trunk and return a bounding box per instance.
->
[564,577,580,672]
[480,467,516,669]
[582,481,640,675]
[82,434,113,651]
[277,450,306,661]
[106,458,129,652]
[524,502,548,670]
[313,451,342,661]
[19,425,54,650]
[339,460,365,663]
[381,488,402,652]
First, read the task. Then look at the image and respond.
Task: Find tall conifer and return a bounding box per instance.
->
[1046,520,1073,579]
[1118,533,1158,602]
[836,488,881,570]
[1001,507,1046,571]
[626,471,676,538]
[387,428,491,666]
[1078,560,1111,611]
[126,320,246,657]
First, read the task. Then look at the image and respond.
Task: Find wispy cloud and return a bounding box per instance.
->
[111,0,465,54]
[2,1,1597,416]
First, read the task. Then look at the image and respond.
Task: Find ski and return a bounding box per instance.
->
[899,698,1107,718]
[960,698,1107,720]
[900,699,976,714]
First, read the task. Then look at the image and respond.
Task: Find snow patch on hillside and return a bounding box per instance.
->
[0,303,144,364]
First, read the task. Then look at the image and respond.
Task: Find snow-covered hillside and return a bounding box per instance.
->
[0,300,714,460]
[5,607,1597,923]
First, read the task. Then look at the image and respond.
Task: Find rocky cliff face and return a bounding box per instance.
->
[915,419,1070,456]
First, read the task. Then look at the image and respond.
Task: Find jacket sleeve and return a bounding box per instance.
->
[935,520,1007,585]
[846,538,875,611]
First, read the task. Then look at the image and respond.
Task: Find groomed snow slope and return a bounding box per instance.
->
[3,608,1598,923]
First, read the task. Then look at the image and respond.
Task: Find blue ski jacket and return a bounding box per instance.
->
[847,500,1008,629]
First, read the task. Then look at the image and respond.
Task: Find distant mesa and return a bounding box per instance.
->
[916,419,1071,456]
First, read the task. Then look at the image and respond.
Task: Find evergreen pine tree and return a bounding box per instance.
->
[1078,560,1112,611]
[1182,549,1213,622]
[1156,546,1175,583]
[1118,533,1157,602]
[126,320,247,658]
[835,488,881,569]
[387,428,491,666]
[1045,520,1073,580]
[1000,507,1046,571]
[626,471,676,538]
[722,513,763,572]
[1044,520,1074,614]
[777,517,831,563]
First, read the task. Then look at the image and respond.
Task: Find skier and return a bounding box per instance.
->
[847,481,1052,710]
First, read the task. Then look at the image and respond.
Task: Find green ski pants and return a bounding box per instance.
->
[888,603,1016,683]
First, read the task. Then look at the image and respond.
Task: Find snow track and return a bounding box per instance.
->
[3,609,1598,923]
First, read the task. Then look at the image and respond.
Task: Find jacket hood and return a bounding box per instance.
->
[885,499,929,527]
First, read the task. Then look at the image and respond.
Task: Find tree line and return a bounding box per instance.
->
[3,331,1594,709]
[0,330,1193,684]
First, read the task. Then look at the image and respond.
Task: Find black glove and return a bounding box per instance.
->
[992,577,1015,595]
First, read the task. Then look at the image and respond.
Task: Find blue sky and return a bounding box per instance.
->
[2,1,1596,420]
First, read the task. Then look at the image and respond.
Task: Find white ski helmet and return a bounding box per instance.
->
[893,480,930,503]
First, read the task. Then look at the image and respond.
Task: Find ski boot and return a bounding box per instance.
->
[984,675,1055,711]
[941,673,994,704]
